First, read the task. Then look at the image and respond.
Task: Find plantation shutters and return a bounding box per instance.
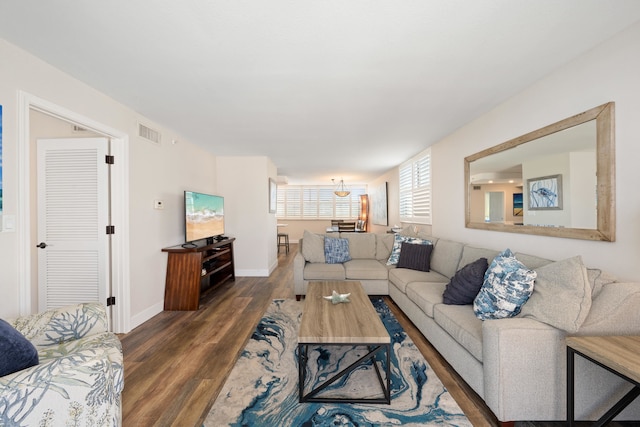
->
[399,148,432,224]
[276,185,366,219]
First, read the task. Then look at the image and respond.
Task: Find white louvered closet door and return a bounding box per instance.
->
[37,138,110,312]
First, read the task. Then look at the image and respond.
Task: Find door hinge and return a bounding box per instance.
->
[106,296,116,306]
[105,155,115,164]
[106,225,115,234]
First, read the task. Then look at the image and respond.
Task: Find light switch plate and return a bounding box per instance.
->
[2,215,16,232]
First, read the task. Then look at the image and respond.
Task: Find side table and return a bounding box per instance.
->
[566,335,640,426]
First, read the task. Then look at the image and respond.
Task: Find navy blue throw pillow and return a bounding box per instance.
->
[443,258,489,305]
[396,242,433,272]
[0,319,39,377]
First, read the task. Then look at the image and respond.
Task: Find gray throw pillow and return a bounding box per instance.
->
[302,230,325,263]
[519,256,592,333]
[443,258,488,305]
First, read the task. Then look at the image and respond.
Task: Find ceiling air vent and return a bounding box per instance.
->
[73,125,88,132]
[138,123,161,144]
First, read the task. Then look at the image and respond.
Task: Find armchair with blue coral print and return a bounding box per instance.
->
[0,302,124,427]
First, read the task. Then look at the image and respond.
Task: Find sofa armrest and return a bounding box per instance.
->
[482,317,566,421]
[294,252,307,296]
[10,303,109,348]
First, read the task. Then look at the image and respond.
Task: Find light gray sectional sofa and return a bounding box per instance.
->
[293,230,640,423]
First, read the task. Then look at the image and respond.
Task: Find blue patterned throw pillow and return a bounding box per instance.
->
[386,234,432,265]
[473,249,536,320]
[324,237,352,264]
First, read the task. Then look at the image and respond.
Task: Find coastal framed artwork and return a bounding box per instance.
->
[527,174,562,210]
[370,181,388,226]
[513,193,523,216]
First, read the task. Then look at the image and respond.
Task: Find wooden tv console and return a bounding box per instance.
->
[162,238,235,310]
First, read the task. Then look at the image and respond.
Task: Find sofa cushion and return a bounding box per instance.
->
[375,233,395,260]
[396,242,433,272]
[518,256,591,333]
[514,252,553,270]
[302,231,325,263]
[0,319,39,376]
[324,236,352,264]
[406,282,447,318]
[576,282,640,335]
[443,257,488,305]
[473,248,536,320]
[303,263,346,280]
[386,234,432,265]
[389,268,449,294]
[457,246,499,272]
[342,232,376,259]
[429,239,464,279]
[344,259,389,280]
[434,304,484,362]
[586,268,617,299]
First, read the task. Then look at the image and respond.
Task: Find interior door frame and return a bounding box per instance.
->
[17,91,131,333]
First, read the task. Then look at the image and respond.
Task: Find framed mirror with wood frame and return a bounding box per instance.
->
[464,102,615,241]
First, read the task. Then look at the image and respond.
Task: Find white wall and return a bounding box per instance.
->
[430,22,640,281]
[216,156,278,276]
[0,39,218,329]
[367,169,399,234]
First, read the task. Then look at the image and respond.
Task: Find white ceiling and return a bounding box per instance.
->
[2,1,640,184]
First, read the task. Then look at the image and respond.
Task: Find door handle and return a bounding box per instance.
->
[36,242,47,249]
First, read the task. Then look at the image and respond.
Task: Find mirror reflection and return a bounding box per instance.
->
[464,103,615,241]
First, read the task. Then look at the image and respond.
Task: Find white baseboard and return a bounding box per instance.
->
[236,269,270,277]
[129,300,163,331]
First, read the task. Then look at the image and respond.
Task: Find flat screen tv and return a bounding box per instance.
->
[184,191,225,243]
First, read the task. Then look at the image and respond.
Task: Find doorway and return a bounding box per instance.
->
[17,92,131,333]
[485,191,505,223]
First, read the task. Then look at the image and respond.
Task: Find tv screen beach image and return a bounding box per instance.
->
[185,192,224,241]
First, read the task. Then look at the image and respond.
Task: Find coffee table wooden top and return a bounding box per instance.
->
[566,335,640,384]
[298,281,390,344]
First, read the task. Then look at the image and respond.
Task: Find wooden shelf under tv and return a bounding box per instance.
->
[162,238,235,311]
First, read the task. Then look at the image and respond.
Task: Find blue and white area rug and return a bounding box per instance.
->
[204,298,471,426]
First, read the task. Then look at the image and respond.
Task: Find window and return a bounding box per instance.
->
[276,185,366,220]
[399,148,431,224]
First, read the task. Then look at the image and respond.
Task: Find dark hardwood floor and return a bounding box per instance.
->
[120,245,627,426]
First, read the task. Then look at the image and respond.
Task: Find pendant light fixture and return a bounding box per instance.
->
[332,179,350,197]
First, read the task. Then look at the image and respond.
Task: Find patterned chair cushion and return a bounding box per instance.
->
[3,303,124,426]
